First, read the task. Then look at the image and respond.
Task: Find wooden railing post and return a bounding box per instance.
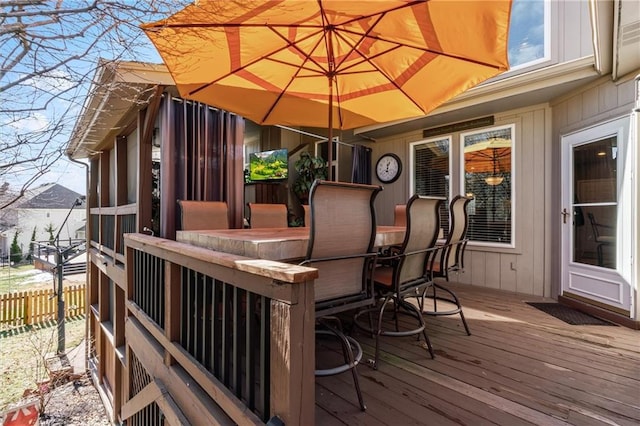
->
[270,280,316,425]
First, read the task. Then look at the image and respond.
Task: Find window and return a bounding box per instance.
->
[508,0,549,70]
[410,137,451,234]
[461,125,514,245]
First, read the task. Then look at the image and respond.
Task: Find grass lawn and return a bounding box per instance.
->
[0,317,86,411]
[0,264,54,294]
[0,264,88,411]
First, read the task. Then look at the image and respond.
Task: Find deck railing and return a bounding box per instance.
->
[123,234,317,425]
[31,240,87,275]
[90,204,137,263]
[0,285,86,329]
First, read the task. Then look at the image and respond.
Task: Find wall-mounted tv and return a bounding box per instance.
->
[249,148,289,181]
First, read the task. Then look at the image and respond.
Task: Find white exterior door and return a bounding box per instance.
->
[561,116,634,316]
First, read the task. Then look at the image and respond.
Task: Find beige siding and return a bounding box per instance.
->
[370,105,551,296]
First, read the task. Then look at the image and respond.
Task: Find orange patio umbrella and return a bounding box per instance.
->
[142,0,512,180]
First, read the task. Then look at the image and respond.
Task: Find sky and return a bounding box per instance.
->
[2,0,545,199]
[0,1,180,198]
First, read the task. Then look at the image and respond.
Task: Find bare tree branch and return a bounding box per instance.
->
[0,0,188,209]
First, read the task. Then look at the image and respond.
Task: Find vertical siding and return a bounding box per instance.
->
[557,0,593,61]
[370,105,551,296]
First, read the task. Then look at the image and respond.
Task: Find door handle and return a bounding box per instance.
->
[561,208,570,224]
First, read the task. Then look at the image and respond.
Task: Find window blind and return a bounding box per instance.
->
[413,139,450,237]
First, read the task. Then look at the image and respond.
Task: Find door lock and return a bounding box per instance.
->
[561,208,570,224]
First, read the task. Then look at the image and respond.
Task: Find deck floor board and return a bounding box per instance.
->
[315,283,640,425]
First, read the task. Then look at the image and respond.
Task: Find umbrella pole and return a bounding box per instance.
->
[327,77,333,181]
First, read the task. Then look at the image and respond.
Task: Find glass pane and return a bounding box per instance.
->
[573,205,616,269]
[573,137,617,204]
[509,0,546,67]
[572,135,617,270]
[464,128,512,244]
[413,138,450,234]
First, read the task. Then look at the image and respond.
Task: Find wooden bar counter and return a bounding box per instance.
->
[176,226,405,261]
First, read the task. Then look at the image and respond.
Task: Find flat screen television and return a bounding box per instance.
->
[249,148,288,181]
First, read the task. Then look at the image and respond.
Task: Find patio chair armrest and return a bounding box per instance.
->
[427,238,469,271]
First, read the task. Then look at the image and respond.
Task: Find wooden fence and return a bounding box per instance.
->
[0,285,86,330]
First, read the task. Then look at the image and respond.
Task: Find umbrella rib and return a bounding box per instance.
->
[259,32,328,123]
[338,27,506,71]
[332,29,428,114]
[189,25,330,97]
[332,8,386,73]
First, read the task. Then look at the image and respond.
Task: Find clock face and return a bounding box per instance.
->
[376,153,402,183]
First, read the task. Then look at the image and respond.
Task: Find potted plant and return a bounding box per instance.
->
[292,152,327,204]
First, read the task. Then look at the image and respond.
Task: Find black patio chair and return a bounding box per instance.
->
[419,195,473,335]
[300,179,382,411]
[177,200,229,230]
[354,194,445,370]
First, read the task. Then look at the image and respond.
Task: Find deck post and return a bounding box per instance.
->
[270,279,315,425]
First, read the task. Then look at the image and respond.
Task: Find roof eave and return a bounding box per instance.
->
[66,60,174,159]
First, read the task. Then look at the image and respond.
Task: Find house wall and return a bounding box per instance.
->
[9,208,86,256]
[556,0,593,61]
[549,73,639,298]
[369,103,552,297]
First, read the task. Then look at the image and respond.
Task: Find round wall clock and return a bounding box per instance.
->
[375,153,402,183]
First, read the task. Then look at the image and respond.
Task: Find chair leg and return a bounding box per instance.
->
[396,297,435,359]
[335,328,366,411]
[373,296,392,370]
[421,282,471,336]
[459,309,471,336]
[451,271,471,336]
[317,320,366,411]
[596,244,604,267]
[421,327,435,359]
[354,293,436,369]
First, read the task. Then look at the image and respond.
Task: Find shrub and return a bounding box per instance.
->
[10,230,22,264]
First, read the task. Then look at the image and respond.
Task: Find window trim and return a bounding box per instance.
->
[459,124,516,249]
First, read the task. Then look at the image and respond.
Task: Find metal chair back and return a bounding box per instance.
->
[440,195,472,274]
[177,200,229,230]
[393,204,406,227]
[395,195,445,292]
[303,180,382,316]
[248,203,288,228]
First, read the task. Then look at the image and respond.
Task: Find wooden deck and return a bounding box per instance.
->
[316,283,640,425]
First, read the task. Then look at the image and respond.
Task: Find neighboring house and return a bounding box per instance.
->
[65,1,639,424]
[0,183,86,260]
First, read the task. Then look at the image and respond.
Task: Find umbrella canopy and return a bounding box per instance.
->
[142,0,512,179]
[464,137,511,174]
